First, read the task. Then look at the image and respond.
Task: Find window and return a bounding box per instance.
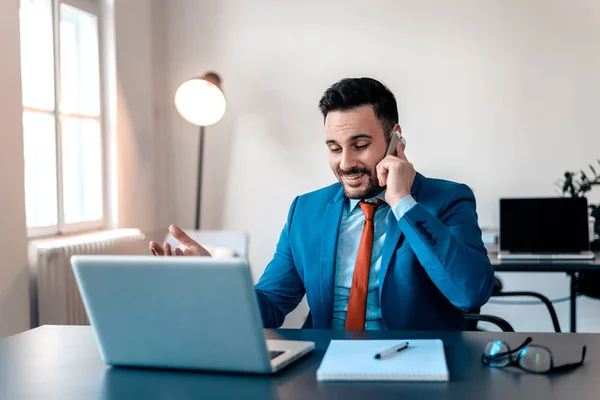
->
[19,0,104,236]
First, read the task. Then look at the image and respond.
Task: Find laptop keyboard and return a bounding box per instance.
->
[269,350,285,359]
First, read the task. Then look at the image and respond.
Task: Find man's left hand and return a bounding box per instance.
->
[376,141,416,207]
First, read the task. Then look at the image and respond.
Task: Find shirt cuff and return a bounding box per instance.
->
[391,194,417,221]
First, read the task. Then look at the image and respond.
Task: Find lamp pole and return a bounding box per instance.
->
[174,71,224,231]
[195,125,205,230]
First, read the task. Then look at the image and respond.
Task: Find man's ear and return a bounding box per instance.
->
[392,124,402,134]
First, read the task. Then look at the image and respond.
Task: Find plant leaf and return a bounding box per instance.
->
[590,164,597,175]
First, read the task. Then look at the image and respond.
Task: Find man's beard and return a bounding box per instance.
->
[337,167,384,200]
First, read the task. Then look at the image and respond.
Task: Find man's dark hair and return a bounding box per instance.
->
[318,77,399,141]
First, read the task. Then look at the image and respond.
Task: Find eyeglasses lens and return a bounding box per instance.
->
[518,345,552,373]
[484,341,510,367]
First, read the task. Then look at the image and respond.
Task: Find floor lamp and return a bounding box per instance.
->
[174,72,226,230]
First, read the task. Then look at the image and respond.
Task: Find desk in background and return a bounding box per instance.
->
[1,326,598,400]
[489,251,600,333]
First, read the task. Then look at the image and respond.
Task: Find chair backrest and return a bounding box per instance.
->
[463,312,515,332]
[164,230,249,258]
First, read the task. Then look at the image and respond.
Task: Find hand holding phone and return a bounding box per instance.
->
[378,130,414,207]
[386,130,406,157]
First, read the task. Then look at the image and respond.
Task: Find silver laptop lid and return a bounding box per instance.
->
[71,255,273,373]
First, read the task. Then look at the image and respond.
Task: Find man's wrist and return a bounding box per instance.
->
[391,194,417,221]
[387,191,411,208]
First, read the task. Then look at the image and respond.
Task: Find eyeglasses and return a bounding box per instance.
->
[482,337,587,374]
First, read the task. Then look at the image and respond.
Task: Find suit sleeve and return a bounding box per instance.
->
[254,197,306,328]
[397,184,494,311]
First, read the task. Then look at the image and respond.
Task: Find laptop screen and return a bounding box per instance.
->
[499,197,589,253]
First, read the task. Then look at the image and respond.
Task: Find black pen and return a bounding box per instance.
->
[374,341,409,360]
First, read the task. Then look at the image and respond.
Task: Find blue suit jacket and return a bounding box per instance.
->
[254,173,494,330]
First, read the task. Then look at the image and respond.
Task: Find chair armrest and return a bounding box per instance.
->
[491,291,561,333]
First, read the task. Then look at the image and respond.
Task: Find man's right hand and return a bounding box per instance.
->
[149,224,212,256]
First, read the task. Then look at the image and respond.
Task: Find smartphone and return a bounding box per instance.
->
[386,130,406,156]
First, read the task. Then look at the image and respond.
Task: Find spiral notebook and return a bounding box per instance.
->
[316,339,449,381]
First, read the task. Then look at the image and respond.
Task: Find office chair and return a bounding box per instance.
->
[463,312,514,332]
[464,277,561,333]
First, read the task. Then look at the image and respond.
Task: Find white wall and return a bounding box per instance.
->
[0,0,174,337]
[0,0,30,337]
[163,0,600,330]
[111,0,174,233]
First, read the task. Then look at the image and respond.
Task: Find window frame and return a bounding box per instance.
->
[24,0,106,238]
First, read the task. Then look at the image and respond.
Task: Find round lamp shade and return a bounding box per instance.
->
[174,78,226,126]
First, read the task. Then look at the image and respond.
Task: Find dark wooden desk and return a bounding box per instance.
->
[1,326,598,400]
[489,252,600,333]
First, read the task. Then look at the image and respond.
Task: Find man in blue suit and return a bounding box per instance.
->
[151,77,494,331]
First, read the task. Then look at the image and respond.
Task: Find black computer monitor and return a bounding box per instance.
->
[499,197,589,253]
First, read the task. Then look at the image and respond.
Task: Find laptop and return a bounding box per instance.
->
[498,197,595,260]
[70,255,314,374]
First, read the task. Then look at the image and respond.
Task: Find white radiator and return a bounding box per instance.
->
[29,229,145,327]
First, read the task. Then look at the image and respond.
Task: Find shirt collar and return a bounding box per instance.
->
[348,189,387,213]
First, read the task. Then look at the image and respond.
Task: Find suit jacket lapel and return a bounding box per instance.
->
[379,173,424,296]
[318,187,345,329]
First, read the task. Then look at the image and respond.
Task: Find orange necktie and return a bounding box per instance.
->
[345,200,383,330]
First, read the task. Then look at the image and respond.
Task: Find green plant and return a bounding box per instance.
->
[560,160,600,239]
[561,160,600,198]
